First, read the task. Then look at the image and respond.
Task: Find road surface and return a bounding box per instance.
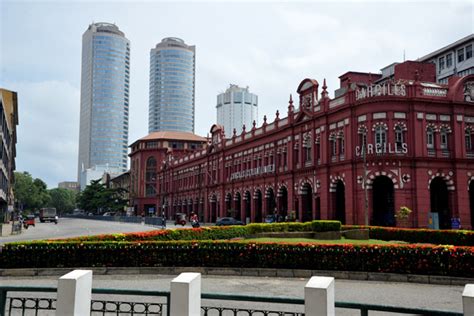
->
[0,217,160,243]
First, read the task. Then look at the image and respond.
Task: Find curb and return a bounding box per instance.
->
[1,267,472,286]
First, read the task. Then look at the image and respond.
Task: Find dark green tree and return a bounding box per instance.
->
[14,172,51,212]
[48,188,77,215]
[77,180,127,214]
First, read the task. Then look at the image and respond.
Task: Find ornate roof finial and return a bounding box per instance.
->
[263,115,267,125]
[252,120,257,130]
[233,128,237,137]
[275,110,280,120]
[242,124,246,133]
[322,78,328,98]
[288,94,294,112]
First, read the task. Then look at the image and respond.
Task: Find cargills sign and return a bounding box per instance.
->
[356,83,406,101]
[230,164,275,181]
[355,143,408,156]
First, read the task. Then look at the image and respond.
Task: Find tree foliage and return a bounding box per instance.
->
[48,188,77,214]
[77,180,128,214]
[14,172,51,211]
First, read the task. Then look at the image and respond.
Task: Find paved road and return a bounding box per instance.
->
[1,274,465,315]
[0,218,161,243]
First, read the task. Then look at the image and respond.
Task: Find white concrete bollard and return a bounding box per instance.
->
[170,272,201,316]
[56,270,93,316]
[463,284,474,316]
[304,276,335,316]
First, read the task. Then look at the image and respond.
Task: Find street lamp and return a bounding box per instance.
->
[361,129,369,226]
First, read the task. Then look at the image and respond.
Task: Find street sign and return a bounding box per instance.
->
[451,217,461,229]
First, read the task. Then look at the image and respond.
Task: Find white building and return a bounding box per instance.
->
[216,84,258,136]
[79,164,121,191]
[418,34,474,84]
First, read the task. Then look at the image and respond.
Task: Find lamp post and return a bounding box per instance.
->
[362,130,369,226]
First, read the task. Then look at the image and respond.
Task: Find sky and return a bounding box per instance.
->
[0,0,472,188]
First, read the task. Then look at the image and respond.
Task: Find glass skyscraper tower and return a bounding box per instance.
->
[149,37,195,133]
[77,22,130,181]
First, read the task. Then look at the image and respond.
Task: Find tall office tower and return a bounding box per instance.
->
[149,37,195,133]
[216,84,258,135]
[77,22,130,183]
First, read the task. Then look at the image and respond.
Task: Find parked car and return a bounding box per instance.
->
[264,215,276,223]
[215,217,244,226]
[103,212,115,216]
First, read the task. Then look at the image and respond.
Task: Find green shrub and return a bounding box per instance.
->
[1,240,472,277]
[342,225,474,246]
[311,220,341,232]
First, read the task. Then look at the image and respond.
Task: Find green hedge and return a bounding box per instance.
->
[60,220,341,242]
[1,240,472,277]
[342,225,474,246]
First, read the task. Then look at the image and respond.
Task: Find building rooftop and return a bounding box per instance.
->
[418,34,474,61]
[138,131,207,142]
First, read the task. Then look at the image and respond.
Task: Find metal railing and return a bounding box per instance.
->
[0,286,170,316]
[0,286,463,316]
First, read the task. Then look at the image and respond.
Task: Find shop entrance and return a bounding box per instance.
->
[372,176,395,226]
[335,180,346,224]
[430,177,451,229]
[301,183,313,222]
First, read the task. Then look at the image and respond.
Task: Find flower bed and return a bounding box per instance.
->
[1,240,472,277]
[342,225,474,246]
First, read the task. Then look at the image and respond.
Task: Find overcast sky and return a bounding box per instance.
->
[0,0,472,188]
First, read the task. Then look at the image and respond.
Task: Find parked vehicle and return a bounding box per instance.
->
[23,215,36,229]
[264,215,276,223]
[39,207,58,223]
[174,213,186,226]
[103,212,116,216]
[215,217,244,226]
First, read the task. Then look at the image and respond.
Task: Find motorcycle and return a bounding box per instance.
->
[191,219,200,228]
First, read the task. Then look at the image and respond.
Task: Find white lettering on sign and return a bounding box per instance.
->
[230,164,275,181]
[356,83,406,100]
[355,143,408,156]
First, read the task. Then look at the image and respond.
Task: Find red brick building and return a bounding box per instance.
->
[130,61,474,229]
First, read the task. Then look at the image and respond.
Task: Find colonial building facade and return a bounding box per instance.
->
[131,61,474,229]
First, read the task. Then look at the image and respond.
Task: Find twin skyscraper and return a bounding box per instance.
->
[77,23,196,188]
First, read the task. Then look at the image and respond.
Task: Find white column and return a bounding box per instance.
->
[304,276,335,316]
[463,284,474,316]
[170,272,201,316]
[56,270,93,316]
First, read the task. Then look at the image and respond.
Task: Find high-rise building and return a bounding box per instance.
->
[77,22,130,184]
[216,84,258,135]
[149,37,195,133]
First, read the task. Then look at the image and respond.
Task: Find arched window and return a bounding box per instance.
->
[303,134,312,163]
[426,127,435,149]
[145,157,157,197]
[374,126,387,146]
[465,129,473,151]
[440,127,448,150]
[395,126,404,146]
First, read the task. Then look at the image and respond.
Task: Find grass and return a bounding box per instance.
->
[244,237,407,245]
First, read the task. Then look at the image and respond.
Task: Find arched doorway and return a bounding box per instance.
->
[301,183,313,222]
[265,188,276,217]
[210,195,217,223]
[225,193,232,217]
[335,180,346,224]
[234,192,241,220]
[430,177,451,229]
[278,186,288,219]
[470,181,474,229]
[254,189,263,222]
[372,176,395,226]
[244,191,251,223]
